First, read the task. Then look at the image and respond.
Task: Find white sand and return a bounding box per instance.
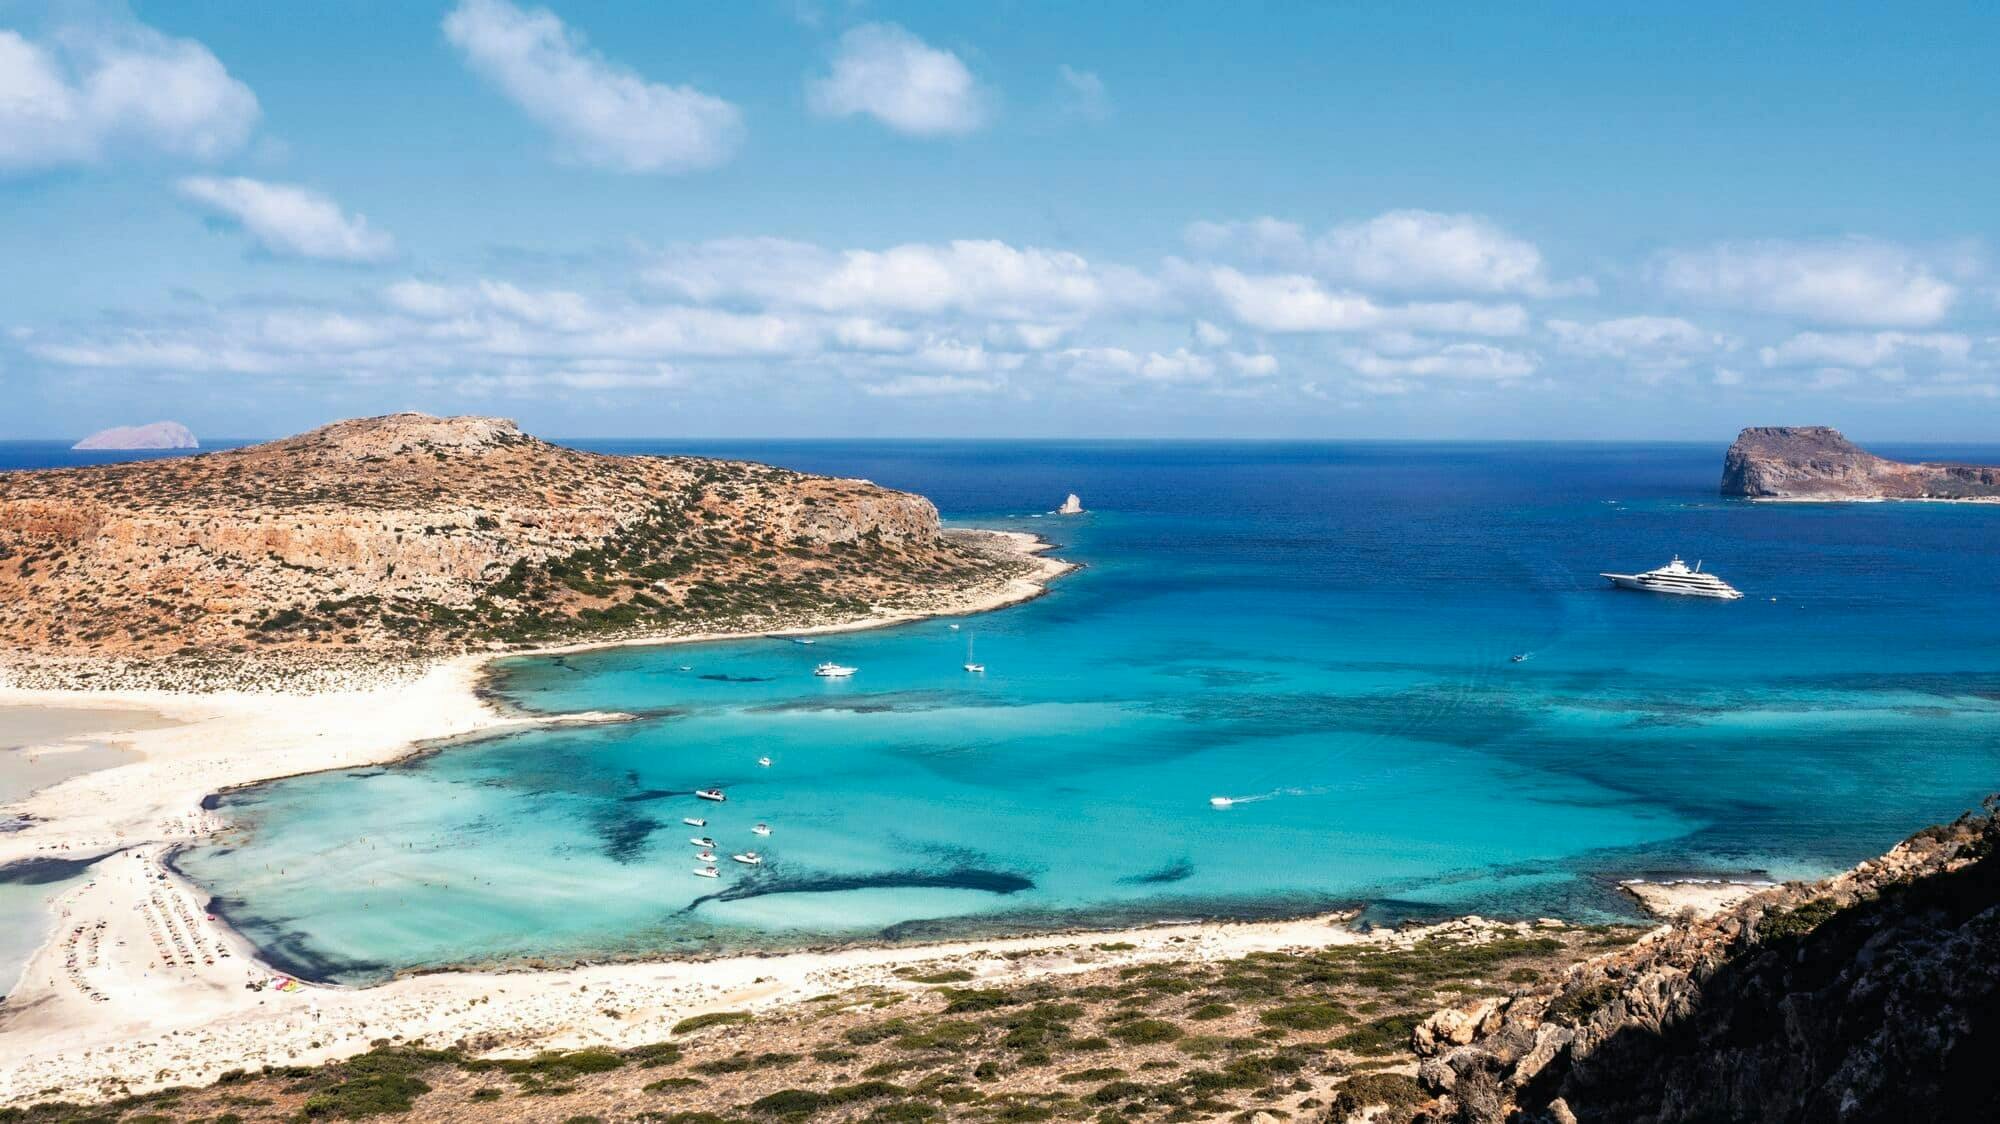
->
[0,531,1079,1106]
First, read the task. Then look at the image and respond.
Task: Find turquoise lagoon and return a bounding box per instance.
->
[167,442,2000,984]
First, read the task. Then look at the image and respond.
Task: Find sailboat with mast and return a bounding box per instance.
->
[963,634,985,673]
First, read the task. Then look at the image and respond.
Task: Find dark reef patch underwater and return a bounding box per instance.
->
[164,440,2000,984]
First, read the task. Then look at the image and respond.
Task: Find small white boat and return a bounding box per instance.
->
[689,836,714,847]
[963,636,984,673]
[1209,796,1235,808]
[752,823,771,836]
[964,663,985,673]
[948,624,960,631]
[792,637,815,645]
[692,866,719,879]
[732,852,763,865]
[757,756,772,767]
[1510,653,1529,664]
[682,817,706,827]
[696,789,726,802]
[677,665,693,671]
[814,662,857,678]
[695,850,716,862]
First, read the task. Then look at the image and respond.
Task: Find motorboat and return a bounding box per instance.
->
[692,866,719,879]
[696,788,726,802]
[814,662,857,678]
[751,823,771,836]
[689,836,714,848]
[731,852,763,865]
[1600,556,1743,599]
[792,637,815,645]
[948,624,961,631]
[757,756,772,767]
[695,850,716,862]
[1209,796,1235,808]
[1510,653,1529,664]
[682,817,706,827]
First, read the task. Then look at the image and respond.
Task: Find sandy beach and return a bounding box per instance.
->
[0,530,1076,1107]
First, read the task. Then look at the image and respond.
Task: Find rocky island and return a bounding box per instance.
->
[70,421,198,451]
[1720,425,2000,501]
[1,413,1059,690]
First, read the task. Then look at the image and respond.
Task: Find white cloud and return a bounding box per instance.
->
[1654,239,1958,326]
[1757,330,1970,368]
[443,0,742,173]
[864,373,1005,397]
[1054,347,1216,383]
[1713,367,1744,386]
[1188,210,1586,297]
[806,23,985,136]
[176,177,395,263]
[1546,316,1732,371]
[1208,268,1527,335]
[1056,64,1110,122]
[0,21,257,172]
[1193,320,1231,347]
[650,237,1156,320]
[1225,352,1278,377]
[1342,343,1538,381]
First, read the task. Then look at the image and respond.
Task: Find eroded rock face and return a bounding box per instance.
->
[0,413,1015,672]
[1415,809,2000,1123]
[1720,426,2000,500]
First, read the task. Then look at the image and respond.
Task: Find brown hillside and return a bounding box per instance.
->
[0,414,1027,680]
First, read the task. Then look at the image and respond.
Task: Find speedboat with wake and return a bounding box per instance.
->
[696,788,727,802]
[731,852,763,865]
[814,662,857,678]
[1600,556,1743,599]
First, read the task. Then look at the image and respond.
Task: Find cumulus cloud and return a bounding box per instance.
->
[1053,346,1217,384]
[1341,342,1538,381]
[649,237,1156,321]
[1545,315,1733,374]
[1187,210,1587,297]
[1208,268,1527,335]
[443,0,742,173]
[1757,330,1970,368]
[1654,239,1958,326]
[0,20,258,172]
[176,178,395,263]
[864,373,1006,397]
[806,23,985,136]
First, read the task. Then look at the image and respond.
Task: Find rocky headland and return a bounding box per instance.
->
[70,421,199,451]
[1720,425,2000,501]
[1,413,1050,690]
[1415,804,2000,1123]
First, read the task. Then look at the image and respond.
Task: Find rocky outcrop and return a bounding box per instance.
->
[1057,493,1085,515]
[1414,805,2000,1123]
[0,414,1021,674]
[1720,426,2000,500]
[71,421,198,451]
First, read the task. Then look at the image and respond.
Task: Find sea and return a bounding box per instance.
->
[7,439,2000,986]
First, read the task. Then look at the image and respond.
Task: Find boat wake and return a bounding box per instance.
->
[1209,786,1323,808]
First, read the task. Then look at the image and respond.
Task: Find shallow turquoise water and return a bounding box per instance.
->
[166,442,2000,983]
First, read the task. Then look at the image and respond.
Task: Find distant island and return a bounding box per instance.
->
[70,420,199,451]
[1720,426,2000,501]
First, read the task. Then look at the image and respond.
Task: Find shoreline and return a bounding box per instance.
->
[0,529,1078,1105]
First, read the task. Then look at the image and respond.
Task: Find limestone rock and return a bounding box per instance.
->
[1057,493,1084,515]
[1720,426,2000,500]
[71,421,198,451]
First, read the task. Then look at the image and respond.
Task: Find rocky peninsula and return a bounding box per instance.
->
[70,421,198,451]
[1720,425,2000,501]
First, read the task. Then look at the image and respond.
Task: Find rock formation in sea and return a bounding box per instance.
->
[1414,803,2000,1123]
[1720,425,2000,500]
[1057,493,1084,515]
[0,413,1030,680]
[70,421,199,451]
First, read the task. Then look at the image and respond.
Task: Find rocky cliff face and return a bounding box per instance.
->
[1414,806,2000,1123]
[0,414,1018,677]
[1720,426,2000,500]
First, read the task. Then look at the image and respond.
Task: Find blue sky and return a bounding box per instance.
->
[3,1,1997,441]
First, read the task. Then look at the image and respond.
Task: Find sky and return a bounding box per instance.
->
[3,1,1998,441]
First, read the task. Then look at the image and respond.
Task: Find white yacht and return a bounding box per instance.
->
[696,788,727,802]
[689,836,715,848]
[692,866,719,879]
[732,851,763,865]
[1600,556,1743,600]
[751,823,771,837]
[814,662,857,678]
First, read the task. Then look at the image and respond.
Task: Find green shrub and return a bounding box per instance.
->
[1109,1019,1183,1045]
[674,1011,753,1035]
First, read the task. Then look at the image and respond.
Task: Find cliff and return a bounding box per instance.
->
[0,414,1025,682]
[1414,804,2000,1123]
[1720,426,2000,500]
[71,421,199,451]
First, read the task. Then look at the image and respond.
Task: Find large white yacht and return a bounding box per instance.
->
[1600,556,1742,599]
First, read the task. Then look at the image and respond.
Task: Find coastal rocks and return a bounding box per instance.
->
[71,421,198,451]
[1057,493,1084,515]
[1720,425,2000,500]
[1413,806,2000,1123]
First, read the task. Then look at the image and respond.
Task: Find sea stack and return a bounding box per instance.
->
[1720,426,2000,500]
[71,421,198,451]
[1057,493,1085,515]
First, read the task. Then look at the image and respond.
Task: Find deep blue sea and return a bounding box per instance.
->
[11,440,1999,985]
